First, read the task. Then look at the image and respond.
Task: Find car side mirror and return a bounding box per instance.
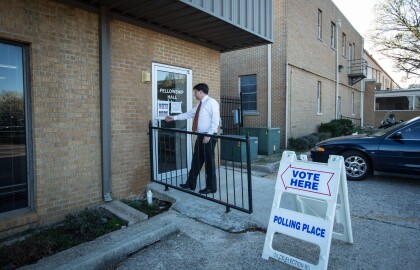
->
[390,132,402,140]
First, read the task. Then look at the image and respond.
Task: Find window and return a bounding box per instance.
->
[375,95,420,111]
[0,40,32,214]
[416,96,420,110]
[342,33,346,57]
[330,22,336,48]
[352,43,356,59]
[317,81,322,114]
[317,9,322,39]
[337,96,341,118]
[240,75,257,111]
[348,43,353,61]
[351,92,355,115]
[398,122,420,140]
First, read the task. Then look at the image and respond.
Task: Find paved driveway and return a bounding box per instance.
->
[112,173,420,270]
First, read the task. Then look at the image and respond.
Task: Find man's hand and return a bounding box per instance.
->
[203,136,210,144]
[165,116,174,122]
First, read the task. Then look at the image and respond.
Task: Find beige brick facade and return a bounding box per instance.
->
[221,0,364,145]
[364,50,400,91]
[0,0,220,237]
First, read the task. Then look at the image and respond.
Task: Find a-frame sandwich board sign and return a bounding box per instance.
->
[262,151,353,270]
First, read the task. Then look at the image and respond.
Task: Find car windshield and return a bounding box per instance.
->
[369,121,407,137]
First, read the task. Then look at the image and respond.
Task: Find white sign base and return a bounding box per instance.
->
[262,151,353,270]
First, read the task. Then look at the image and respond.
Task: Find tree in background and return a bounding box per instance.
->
[369,0,420,80]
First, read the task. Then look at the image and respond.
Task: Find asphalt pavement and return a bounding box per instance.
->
[20,162,420,270]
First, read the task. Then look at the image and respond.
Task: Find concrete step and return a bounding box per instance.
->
[99,200,148,226]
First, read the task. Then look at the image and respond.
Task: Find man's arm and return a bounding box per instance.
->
[165,115,174,122]
[208,99,220,134]
[164,103,198,122]
[203,99,220,144]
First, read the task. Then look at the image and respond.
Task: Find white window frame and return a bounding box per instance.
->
[317,9,322,40]
[331,22,336,49]
[375,94,420,111]
[348,43,353,61]
[342,33,346,57]
[352,43,356,60]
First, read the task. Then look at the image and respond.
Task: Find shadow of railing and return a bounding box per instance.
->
[149,124,253,213]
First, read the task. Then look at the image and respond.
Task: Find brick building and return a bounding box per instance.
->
[364,50,400,91]
[221,0,366,146]
[363,49,404,127]
[0,0,272,237]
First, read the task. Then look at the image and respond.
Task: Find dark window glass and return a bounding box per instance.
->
[399,122,420,140]
[375,96,412,110]
[240,75,257,111]
[0,42,28,213]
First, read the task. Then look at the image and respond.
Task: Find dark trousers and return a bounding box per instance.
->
[185,135,217,191]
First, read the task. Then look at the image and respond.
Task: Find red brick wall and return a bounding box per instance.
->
[110,21,220,199]
[0,0,102,237]
[0,0,220,237]
[220,0,364,145]
[221,46,268,127]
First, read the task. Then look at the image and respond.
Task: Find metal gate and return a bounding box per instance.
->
[149,124,254,213]
[220,95,243,135]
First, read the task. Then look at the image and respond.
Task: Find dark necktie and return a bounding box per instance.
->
[192,102,202,132]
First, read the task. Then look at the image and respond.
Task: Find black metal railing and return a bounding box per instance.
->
[348,58,367,85]
[149,123,253,213]
[220,95,242,135]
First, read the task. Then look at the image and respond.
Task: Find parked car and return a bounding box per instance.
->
[310,116,420,180]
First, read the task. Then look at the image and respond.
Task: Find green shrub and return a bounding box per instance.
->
[0,208,124,268]
[303,134,320,148]
[318,119,354,137]
[122,198,167,218]
[63,208,120,240]
[317,132,332,141]
[288,137,310,151]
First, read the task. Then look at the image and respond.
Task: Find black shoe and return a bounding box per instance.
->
[199,188,216,194]
[180,184,194,191]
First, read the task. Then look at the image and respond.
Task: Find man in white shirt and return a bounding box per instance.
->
[165,83,220,194]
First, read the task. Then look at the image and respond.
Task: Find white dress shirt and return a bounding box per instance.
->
[174,95,220,134]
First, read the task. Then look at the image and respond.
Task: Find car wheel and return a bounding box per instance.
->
[342,151,371,181]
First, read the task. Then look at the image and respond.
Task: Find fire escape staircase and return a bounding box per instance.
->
[348,59,367,86]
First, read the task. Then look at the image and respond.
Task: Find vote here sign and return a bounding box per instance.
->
[280,165,334,196]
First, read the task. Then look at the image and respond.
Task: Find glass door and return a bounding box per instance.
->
[152,63,192,180]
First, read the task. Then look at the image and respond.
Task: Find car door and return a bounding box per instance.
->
[376,121,420,174]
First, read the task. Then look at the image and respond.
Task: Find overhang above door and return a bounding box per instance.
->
[55,0,273,52]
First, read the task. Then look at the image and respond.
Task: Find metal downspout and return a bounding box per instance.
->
[285,63,289,149]
[360,39,365,127]
[267,44,272,128]
[100,6,112,202]
[335,20,342,119]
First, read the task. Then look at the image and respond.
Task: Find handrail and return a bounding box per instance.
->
[148,124,253,213]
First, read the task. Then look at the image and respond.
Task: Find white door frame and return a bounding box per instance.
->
[152,63,192,180]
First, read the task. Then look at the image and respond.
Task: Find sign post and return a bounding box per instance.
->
[262,151,353,270]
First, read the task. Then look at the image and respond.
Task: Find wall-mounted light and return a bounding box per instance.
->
[338,65,344,72]
[142,71,150,83]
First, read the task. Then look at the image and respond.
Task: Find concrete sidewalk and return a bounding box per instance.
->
[20,170,279,270]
